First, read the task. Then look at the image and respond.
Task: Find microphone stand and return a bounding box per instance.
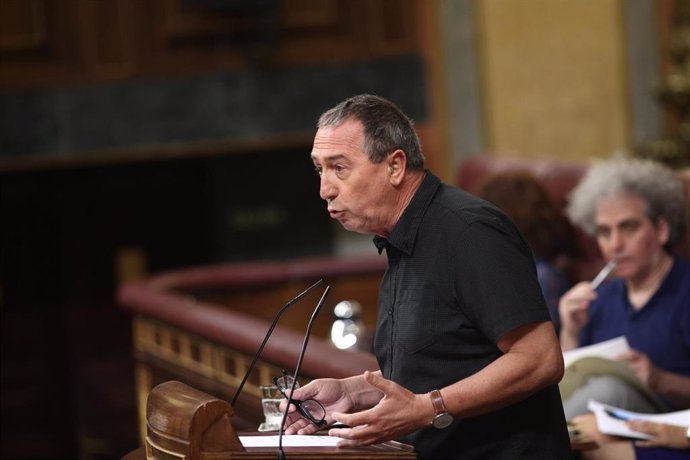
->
[278,285,331,460]
[230,278,324,407]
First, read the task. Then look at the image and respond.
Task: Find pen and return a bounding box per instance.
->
[591,260,617,290]
[604,408,635,421]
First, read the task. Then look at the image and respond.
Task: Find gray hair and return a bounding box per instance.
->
[566,157,688,250]
[317,94,425,171]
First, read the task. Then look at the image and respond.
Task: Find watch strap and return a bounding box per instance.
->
[429,389,448,416]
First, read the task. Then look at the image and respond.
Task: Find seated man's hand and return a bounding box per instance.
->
[559,282,597,349]
[627,420,690,450]
[616,349,658,389]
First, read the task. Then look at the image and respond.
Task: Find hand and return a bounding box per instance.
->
[328,371,434,447]
[627,420,690,450]
[559,281,597,346]
[280,377,357,435]
[559,281,597,333]
[616,349,659,390]
[570,413,620,445]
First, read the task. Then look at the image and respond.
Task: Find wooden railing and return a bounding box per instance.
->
[117,255,386,442]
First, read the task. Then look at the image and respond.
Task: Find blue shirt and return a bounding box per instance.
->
[579,257,690,377]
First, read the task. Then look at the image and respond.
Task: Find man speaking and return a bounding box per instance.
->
[281,94,572,460]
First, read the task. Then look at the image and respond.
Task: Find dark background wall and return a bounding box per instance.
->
[0,57,426,159]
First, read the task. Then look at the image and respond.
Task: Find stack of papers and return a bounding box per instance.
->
[588,400,690,440]
[240,435,341,447]
[563,336,630,368]
[560,336,667,409]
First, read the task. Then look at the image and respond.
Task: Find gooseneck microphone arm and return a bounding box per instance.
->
[230,278,324,407]
[278,285,331,460]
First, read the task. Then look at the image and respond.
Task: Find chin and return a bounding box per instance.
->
[338,220,356,232]
[616,265,638,280]
[340,223,369,235]
[342,224,366,234]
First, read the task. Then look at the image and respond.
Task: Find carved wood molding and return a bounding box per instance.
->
[1,0,421,87]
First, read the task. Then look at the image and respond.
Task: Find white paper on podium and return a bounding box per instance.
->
[588,400,690,440]
[239,435,342,447]
[563,336,630,368]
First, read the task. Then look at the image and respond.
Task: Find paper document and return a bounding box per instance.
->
[588,400,690,440]
[240,435,342,447]
[563,336,630,368]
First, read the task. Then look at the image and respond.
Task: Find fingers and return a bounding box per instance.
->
[332,410,369,429]
[329,424,377,447]
[616,349,642,362]
[330,405,390,440]
[286,382,314,401]
[559,282,596,333]
[561,282,597,309]
[363,370,392,394]
[627,420,658,437]
[626,421,670,448]
[284,416,316,435]
[629,423,690,449]
[633,440,657,448]
[336,439,365,448]
[280,402,317,435]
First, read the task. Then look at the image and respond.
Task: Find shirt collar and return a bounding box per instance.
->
[371,171,441,255]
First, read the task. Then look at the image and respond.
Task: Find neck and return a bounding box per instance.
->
[626,252,673,309]
[379,171,425,237]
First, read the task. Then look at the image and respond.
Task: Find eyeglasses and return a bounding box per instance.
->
[272,371,326,427]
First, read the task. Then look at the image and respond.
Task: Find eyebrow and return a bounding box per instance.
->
[311,153,347,163]
[596,217,642,230]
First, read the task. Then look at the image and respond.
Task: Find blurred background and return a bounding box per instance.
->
[1,0,688,459]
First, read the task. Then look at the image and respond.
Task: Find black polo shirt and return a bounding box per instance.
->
[372,172,572,460]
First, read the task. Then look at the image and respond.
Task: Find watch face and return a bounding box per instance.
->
[433,413,453,429]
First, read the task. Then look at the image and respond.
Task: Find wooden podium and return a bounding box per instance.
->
[124,380,415,460]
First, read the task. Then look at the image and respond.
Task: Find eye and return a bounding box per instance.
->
[621,221,640,233]
[334,164,351,178]
[314,165,322,176]
[596,227,610,239]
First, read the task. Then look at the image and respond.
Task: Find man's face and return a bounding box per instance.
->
[311,119,393,235]
[595,194,669,283]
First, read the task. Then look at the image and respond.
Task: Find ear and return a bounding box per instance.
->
[386,149,407,186]
[655,216,670,246]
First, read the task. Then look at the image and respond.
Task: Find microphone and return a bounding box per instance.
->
[278,284,331,460]
[230,278,324,407]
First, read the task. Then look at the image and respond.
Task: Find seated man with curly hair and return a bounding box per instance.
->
[559,157,690,420]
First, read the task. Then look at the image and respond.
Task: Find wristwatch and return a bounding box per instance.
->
[428,389,453,429]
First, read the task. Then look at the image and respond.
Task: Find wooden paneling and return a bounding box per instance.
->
[77,0,137,80]
[0,0,80,86]
[0,0,48,51]
[1,0,421,88]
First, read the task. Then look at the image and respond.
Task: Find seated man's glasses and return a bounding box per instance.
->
[272,371,326,427]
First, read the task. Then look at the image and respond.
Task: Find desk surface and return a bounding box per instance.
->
[122,433,416,460]
[121,436,596,459]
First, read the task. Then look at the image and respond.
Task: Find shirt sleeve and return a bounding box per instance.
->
[451,217,552,344]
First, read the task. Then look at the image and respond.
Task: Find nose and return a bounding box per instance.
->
[607,228,624,254]
[320,173,336,203]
